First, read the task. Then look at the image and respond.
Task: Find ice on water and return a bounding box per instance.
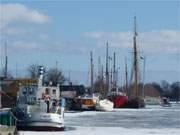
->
[19,103,180,135]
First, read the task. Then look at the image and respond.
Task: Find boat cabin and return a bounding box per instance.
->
[17,84,62,114]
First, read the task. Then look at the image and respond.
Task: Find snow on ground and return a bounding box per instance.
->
[19,104,180,135]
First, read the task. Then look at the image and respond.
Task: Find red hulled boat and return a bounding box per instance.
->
[108,91,128,108]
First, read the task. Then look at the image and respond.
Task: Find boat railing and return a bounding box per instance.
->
[0,108,18,126]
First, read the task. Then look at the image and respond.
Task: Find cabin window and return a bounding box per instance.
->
[22,90,27,95]
[53,89,56,94]
[29,88,33,95]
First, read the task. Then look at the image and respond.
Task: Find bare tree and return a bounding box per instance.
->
[45,68,65,86]
[27,64,40,80]
[161,80,170,91]
[170,82,180,101]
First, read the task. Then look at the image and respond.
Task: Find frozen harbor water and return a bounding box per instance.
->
[19,103,180,135]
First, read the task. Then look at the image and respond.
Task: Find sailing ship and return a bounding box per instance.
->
[78,51,98,110]
[14,66,65,131]
[108,91,127,108]
[106,49,127,108]
[79,51,114,111]
[126,16,145,108]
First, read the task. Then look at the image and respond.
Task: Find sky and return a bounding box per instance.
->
[0,0,180,86]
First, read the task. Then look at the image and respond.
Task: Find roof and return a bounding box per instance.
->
[144,84,161,97]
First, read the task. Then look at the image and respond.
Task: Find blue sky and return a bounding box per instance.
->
[0,0,180,85]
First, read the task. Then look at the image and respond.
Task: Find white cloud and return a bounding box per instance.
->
[0,3,50,28]
[8,39,88,55]
[8,29,180,55]
[84,30,180,54]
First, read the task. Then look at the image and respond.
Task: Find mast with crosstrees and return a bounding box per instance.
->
[125,58,129,97]
[105,42,109,94]
[133,16,139,98]
[126,16,145,108]
[113,52,116,90]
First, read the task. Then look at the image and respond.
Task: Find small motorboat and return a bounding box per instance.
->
[78,94,99,111]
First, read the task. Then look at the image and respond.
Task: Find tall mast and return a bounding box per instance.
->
[113,52,116,89]
[133,16,139,97]
[105,42,109,93]
[4,42,8,78]
[125,58,129,97]
[110,68,112,90]
[90,51,94,93]
[98,56,101,80]
[101,65,104,81]
[101,65,104,94]
[98,56,102,93]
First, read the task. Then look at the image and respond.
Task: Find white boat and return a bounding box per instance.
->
[95,99,114,112]
[145,96,161,105]
[15,66,65,131]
